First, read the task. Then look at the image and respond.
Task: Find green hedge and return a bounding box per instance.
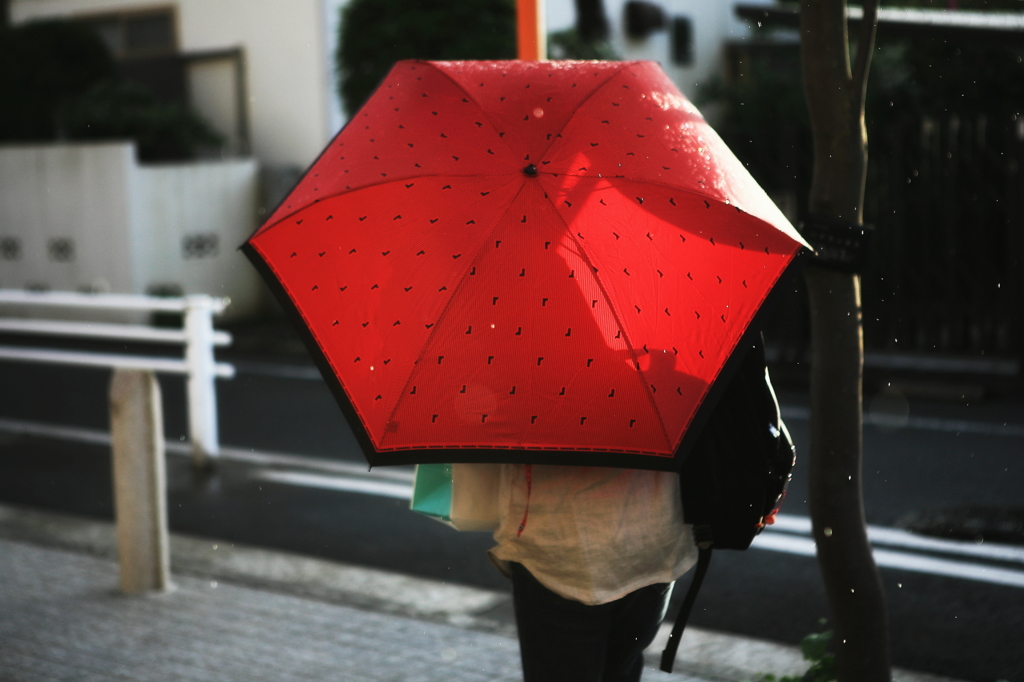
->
[336,0,516,117]
[0,19,221,161]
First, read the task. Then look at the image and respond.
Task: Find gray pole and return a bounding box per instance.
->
[109,368,172,594]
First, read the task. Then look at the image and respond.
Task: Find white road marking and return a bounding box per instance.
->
[252,470,413,500]
[0,418,112,447]
[780,405,1024,438]
[5,416,1024,588]
[0,417,414,483]
[217,445,414,482]
[753,532,1024,589]
[769,514,1024,565]
[234,361,1024,438]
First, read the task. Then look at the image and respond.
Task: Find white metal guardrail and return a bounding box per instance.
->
[0,289,235,465]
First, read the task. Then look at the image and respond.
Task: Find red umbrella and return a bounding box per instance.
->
[244,60,809,470]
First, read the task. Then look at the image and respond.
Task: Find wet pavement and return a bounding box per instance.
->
[0,502,967,682]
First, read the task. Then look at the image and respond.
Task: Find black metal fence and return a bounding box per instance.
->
[720,42,1024,377]
[863,111,1024,358]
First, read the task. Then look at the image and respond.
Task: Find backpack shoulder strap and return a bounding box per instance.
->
[659,547,713,673]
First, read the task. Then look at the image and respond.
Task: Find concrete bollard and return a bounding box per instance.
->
[109,368,171,594]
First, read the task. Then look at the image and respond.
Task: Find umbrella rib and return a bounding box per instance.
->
[422,61,523,164]
[426,60,633,163]
[539,192,674,452]
[258,173,522,236]
[381,180,531,437]
[540,62,632,159]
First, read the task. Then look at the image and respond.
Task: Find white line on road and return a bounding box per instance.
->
[769,514,1024,565]
[0,418,112,447]
[252,470,413,500]
[217,445,414,482]
[0,417,414,483]
[752,532,1024,589]
[5,416,1024,589]
[231,361,1024,438]
[781,405,1024,438]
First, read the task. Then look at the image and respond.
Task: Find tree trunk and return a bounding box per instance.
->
[798,2,891,680]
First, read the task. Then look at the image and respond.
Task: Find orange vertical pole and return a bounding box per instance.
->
[517,0,546,60]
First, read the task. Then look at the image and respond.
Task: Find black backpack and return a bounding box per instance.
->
[660,334,795,672]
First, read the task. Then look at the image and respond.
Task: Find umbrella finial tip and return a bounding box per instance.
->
[523,164,538,177]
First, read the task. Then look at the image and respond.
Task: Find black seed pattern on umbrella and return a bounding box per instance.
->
[250,61,802,456]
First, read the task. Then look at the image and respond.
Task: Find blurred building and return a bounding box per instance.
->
[11,0,764,164]
[3,0,764,320]
[545,0,770,100]
[11,0,348,169]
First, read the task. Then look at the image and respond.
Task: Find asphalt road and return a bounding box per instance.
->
[1,353,1023,681]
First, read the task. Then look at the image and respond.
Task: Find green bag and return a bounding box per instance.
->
[410,463,501,531]
[410,463,453,523]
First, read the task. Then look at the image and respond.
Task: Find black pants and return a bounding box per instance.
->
[509,562,673,682]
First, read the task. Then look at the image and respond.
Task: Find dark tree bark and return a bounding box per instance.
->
[798,1,891,681]
[575,0,610,42]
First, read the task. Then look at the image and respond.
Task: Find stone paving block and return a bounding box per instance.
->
[0,539,525,682]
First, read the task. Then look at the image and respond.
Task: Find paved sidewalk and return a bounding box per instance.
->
[0,504,965,682]
[0,505,698,682]
[2,539,528,682]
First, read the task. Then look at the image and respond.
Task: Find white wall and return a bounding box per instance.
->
[174,0,331,168]
[12,0,771,162]
[133,158,262,317]
[0,143,136,296]
[0,142,261,320]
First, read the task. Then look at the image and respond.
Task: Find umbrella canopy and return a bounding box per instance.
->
[244,60,809,470]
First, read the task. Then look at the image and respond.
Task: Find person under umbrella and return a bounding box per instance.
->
[244,59,807,681]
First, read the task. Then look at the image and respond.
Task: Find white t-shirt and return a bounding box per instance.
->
[488,463,697,605]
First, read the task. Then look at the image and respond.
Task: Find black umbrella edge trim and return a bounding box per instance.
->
[246,61,412,242]
[239,240,381,465]
[671,247,812,470]
[240,242,811,472]
[367,447,682,472]
[370,247,810,472]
